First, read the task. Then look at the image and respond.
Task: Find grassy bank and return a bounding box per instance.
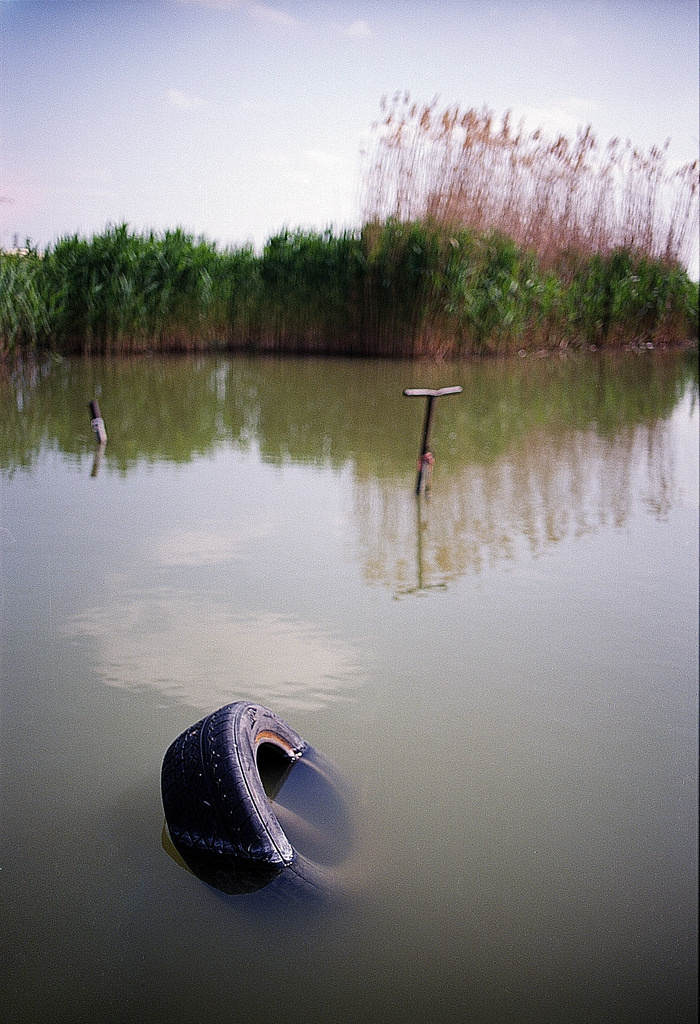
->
[1,220,697,358]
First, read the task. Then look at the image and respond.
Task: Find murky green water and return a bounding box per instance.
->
[1,351,697,1023]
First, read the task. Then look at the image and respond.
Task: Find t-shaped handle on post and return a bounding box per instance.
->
[403,387,462,495]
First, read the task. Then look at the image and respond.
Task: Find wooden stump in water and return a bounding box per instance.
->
[88,399,107,445]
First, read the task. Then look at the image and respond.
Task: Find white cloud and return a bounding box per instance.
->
[344,19,371,38]
[250,3,298,28]
[166,88,205,110]
[174,0,243,8]
[303,149,346,169]
[516,98,603,139]
[172,0,297,25]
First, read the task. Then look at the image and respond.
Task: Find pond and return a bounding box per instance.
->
[1,350,697,1023]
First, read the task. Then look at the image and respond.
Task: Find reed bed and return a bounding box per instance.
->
[37,225,250,353]
[0,246,49,350]
[1,99,698,358]
[1,222,696,358]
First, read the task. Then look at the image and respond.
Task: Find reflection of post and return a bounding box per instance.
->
[91,443,105,478]
[403,387,462,495]
[415,492,425,590]
[88,398,107,478]
[394,493,446,597]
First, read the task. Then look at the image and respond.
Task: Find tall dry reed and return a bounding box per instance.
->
[361,94,699,274]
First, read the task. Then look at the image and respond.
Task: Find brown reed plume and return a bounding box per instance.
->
[361,93,699,272]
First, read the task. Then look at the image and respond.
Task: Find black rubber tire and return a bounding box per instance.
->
[161,702,353,897]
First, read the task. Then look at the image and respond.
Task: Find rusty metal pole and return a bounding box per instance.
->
[404,387,462,495]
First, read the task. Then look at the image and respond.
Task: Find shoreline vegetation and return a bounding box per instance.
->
[1,98,698,360]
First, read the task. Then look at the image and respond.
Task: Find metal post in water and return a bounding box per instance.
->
[403,386,462,495]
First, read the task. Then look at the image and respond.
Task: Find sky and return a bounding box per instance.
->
[1,0,698,273]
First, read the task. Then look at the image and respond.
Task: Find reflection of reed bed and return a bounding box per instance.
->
[1,346,696,478]
[353,415,683,591]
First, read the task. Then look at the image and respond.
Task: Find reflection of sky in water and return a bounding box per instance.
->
[61,453,366,713]
[54,381,697,707]
[67,592,365,713]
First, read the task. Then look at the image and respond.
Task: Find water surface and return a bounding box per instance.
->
[1,351,697,1023]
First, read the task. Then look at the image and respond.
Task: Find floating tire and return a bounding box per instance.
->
[161,702,354,897]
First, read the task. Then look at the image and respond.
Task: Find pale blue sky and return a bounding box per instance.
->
[1,0,698,273]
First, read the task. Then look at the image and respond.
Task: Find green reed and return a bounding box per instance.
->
[1,219,697,358]
[39,225,242,352]
[0,245,49,349]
